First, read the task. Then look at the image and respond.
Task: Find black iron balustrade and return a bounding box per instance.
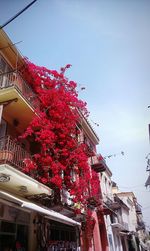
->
[0,135,31,171]
[0,71,39,110]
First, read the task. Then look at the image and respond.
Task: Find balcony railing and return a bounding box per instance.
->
[135,203,142,214]
[104,195,114,206]
[137,220,145,230]
[0,135,31,171]
[111,222,129,231]
[90,154,107,172]
[0,71,39,110]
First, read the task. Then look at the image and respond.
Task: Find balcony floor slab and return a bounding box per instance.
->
[0,163,52,197]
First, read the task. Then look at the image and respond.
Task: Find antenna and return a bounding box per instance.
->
[0,40,23,51]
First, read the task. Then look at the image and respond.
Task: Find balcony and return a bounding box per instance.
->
[117,215,129,231]
[111,221,129,231]
[78,136,96,157]
[136,220,145,230]
[0,135,52,197]
[111,222,129,232]
[90,154,107,172]
[0,135,30,170]
[135,204,142,214]
[0,71,39,132]
[102,196,119,215]
[103,195,113,205]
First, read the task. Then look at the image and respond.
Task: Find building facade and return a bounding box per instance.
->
[112,185,146,251]
[100,165,146,251]
[101,166,130,251]
[0,28,85,251]
[0,29,109,251]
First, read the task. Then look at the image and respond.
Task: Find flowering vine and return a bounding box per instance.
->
[21,61,101,244]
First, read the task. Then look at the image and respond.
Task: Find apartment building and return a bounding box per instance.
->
[112,185,146,251]
[77,111,106,251]
[116,192,146,250]
[100,165,131,251]
[0,28,87,251]
[0,29,108,251]
[90,153,110,251]
[100,162,146,251]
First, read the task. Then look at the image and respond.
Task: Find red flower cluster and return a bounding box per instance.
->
[21,60,100,216]
[85,209,96,247]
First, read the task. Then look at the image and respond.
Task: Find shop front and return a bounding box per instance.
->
[0,190,81,251]
[35,217,80,250]
[0,201,30,251]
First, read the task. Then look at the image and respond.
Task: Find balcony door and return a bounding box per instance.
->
[0,56,12,88]
[0,119,7,139]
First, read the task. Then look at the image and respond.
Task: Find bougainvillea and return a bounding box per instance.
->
[85,209,96,247]
[21,60,101,244]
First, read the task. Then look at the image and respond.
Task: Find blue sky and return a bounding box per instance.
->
[1,0,150,226]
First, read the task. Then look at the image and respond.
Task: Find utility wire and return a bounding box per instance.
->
[104,151,124,160]
[0,0,38,29]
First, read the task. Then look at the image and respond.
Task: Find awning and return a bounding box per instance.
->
[0,190,81,226]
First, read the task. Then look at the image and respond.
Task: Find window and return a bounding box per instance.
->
[1,221,16,233]
[0,56,12,73]
[0,119,7,139]
[0,56,12,88]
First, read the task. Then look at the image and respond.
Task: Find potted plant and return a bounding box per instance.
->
[0,136,14,162]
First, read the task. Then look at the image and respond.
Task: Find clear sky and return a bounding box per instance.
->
[0,0,150,226]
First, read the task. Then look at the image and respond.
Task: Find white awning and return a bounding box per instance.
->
[0,190,81,226]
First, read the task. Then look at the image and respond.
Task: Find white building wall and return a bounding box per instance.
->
[121,207,130,230]
[105,215,115,251]
[101,171,124,251]
[113,229,123,251]
[117,194,137,232]
[101,172,113,201]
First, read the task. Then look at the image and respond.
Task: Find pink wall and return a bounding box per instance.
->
[92,211,103,251]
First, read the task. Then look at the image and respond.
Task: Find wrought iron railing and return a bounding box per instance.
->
[0,71,39,110]
[104,195,114,205]
[0,135,31,171]
[135,203,142,214]
[90,154,107,172]
[137,220,145,230]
